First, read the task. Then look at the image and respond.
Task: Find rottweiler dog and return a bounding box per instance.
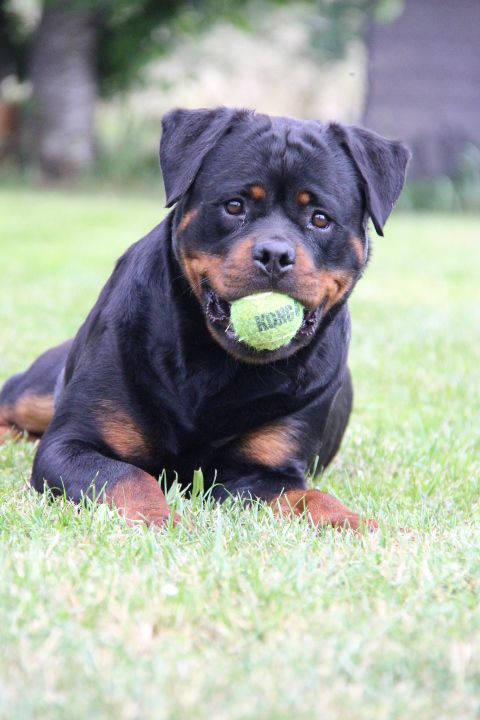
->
[0,108,410,530]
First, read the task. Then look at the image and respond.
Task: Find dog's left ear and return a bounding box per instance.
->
[329,124,411,236]
[160,106,245,207]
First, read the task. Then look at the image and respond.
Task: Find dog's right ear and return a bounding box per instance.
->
[160,107,244,207]
[328,123,410,236]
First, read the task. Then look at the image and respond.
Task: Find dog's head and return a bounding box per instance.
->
[161,107,410,363]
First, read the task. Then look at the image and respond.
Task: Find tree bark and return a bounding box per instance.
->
[28,1,99,178]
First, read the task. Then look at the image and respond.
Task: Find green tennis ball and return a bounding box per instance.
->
[230,292,304,351]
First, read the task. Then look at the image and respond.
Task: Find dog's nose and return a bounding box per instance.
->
[252,239,296,277]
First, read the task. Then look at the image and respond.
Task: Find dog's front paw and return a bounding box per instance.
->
[107,472,180,529]
[272,488,377,532]
[145,509,181,528]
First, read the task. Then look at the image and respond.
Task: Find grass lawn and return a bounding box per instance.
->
[0,187,479,720]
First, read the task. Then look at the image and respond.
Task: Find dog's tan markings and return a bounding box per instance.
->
[350,234,365,266]
[0,394,53,443]
[106,471,179,527]
[236,420,301,467]
[98,401,150,460]
[181,237,256,300]
[177,208,199,234]
[227,236,256,269]
[220,237,257,293]
[294,244,319,283]
[0,411,19,444]
[181,250,226,301]
[180,250,201,298]
[271,488,378,532]
[294,246,353,311]
[0,410,41,444]
[249,185,267,201]
[297,191,312,206]
[317,269,353,312]
[181,236,351,318]
[0,407,13,441]
[9,394,54,435]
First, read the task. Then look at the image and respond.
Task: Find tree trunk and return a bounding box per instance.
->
[28,1,99,178]
[363,0,480,179]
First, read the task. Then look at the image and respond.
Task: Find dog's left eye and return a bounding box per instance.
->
[225,199,245,215]
[311,211,331,229]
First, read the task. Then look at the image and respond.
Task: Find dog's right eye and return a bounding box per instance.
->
[224,199,245,215]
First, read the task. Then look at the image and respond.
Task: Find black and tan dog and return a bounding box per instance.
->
[0,108,410,530]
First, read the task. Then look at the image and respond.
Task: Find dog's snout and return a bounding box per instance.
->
[252,239,296,278]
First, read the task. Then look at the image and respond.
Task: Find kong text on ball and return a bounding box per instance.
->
[229,292,304,351]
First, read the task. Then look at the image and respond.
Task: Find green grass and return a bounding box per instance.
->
[1,187,479,720]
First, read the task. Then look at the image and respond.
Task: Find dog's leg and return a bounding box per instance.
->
[206,378,375,531]
[210,467,375,532]
[32,435,179,527]
[0,340,72,443]
[0,393,55,443]
[316,368,353,472]
[270,488,377,532]
[0,411,21,442]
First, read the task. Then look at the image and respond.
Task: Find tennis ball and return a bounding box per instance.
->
[230,292,303,351]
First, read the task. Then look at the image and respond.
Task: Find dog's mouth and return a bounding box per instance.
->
[204,286,321,358]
